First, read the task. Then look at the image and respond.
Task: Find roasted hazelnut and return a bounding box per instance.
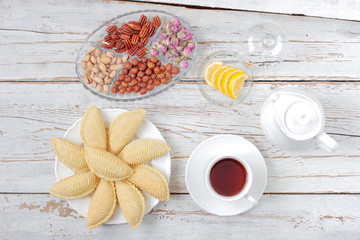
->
[166,63,173,72]
[139,82,147,88]
[153,66,160,74]
[138,63,146,71]
[145,68,152,75]
[136,76,142,82]
[133,85,140,93]
[148,79,154,85]
[130,73,136,79]
[118,74,125,80]
[147,62,155,69]
[125,61,132,70]
[126,86,133,93]
[130,79,138,86]
[130,68,139,74]
[150,56,157,63]
[125,76,131,83]
[132,58,139,66]
[121,81,129,88]
[119,87,126,94]
[147,84,154,91]
[172,66,180,74]
[142,76,150,83]
[140,88,147,95]
[151,73,156,79]
[141,57,147,63]
[137,71,145,78]
[112,86,119,93]
[114,80,121,86]
[160,65,166,72]
[161,78,168,84]
[157,72,165,79]
[156,60,161,66]
[154,79,161,86]
[165,72,173,79]
[123,69,129,75]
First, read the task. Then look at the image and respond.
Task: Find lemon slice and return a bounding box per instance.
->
[204,61,223,88]
[219,69,240,94]
[213,66,231,91]
[223,71,243,96]
[227,72,249,99]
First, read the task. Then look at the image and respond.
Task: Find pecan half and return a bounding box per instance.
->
[128,45,139,56]
[124,39,132,49]
[120,33,131,40]
[136,47,147,58]
[148,26,156,37]
[139,26,149,38]
[144,20,153,28]
[138,14,147,26]
[131,34,139,45]
[153,16,161,27]
[106,25,117,34]
[101,42,112,49]
[141,36,149,45]
[128,21,142,31]
[115,40,124,49]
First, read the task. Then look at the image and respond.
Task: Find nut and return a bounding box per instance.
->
[96,84,103,93]
[104,76,112,84]
[94,49,101,57]
[87,62,93,71]
[131,34,140,45]
[138,14,147,26]
[110,64,124,71]
[93,76,104,84]
[100,56,111,64]
[85,54,91,62]
[122,54,130,62]
[153,16,161,27]
[81,60,87,69]
[83,69,91,76]
[99,63,106,73]
[103,84,109,94]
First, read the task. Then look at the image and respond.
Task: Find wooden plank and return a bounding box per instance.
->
[1,193,359,239]
[1,0,360,82]
[0,82,360,193]
[132,0,360,21]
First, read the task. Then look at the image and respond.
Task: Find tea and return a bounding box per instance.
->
[209,158,247,197]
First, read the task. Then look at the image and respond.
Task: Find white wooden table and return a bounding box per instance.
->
[1,0,360,239]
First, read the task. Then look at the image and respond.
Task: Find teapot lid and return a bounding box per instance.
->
[271,90,323,140]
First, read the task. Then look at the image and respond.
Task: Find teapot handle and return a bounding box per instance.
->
[316,132,339,153]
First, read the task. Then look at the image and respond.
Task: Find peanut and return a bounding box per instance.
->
[122,54,130,62]
[110,64,123,71]
[83,69,91,76]
[90,56,97,64]
[103,84,109,94]
[96,84,103,93]
[87,62,93,71]
[81,60,87,69]
[99,63,106,73]
[93,76,104,84]
[94,49,101,57]
[85,54,91,62]
[109,70,117,79]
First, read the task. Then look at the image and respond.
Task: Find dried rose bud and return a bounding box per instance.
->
[187,42,195,50]
[171,38,179,47]
[183,47,192,57]
[171,25,180,33]
[158,45,167,53]
[160,33,167,39]
[150,48,159,56]
[180,61,188,68]
[165,37,172,46]
[177,33,186,39]
[185,33,193,41]
[169,17,181,26]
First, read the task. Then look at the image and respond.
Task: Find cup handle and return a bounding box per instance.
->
[316,132,339,153]
[245,194,258,205]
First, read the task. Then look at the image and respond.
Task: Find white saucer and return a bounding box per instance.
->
[185,135,267,216]
[54,109,171,225]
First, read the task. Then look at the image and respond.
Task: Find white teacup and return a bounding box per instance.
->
[205,155,257,204]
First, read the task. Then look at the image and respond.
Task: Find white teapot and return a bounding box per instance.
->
[260,88,339,152]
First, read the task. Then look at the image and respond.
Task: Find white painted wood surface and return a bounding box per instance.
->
[1,0,360,238]
[133,0,360,21]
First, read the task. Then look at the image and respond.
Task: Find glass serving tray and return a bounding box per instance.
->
[75,10,197,102]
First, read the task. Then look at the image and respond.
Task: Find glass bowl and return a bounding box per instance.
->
[197,51,254,107]
[75,10,197,102]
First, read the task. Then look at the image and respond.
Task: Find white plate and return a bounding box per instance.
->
[185,135,267,216]
[54,109,171,224]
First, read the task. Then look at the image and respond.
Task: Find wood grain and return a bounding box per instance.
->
[131,0,360,21]
[1,194,359,239]
[0,82,359,193]
[0,0,360,82]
